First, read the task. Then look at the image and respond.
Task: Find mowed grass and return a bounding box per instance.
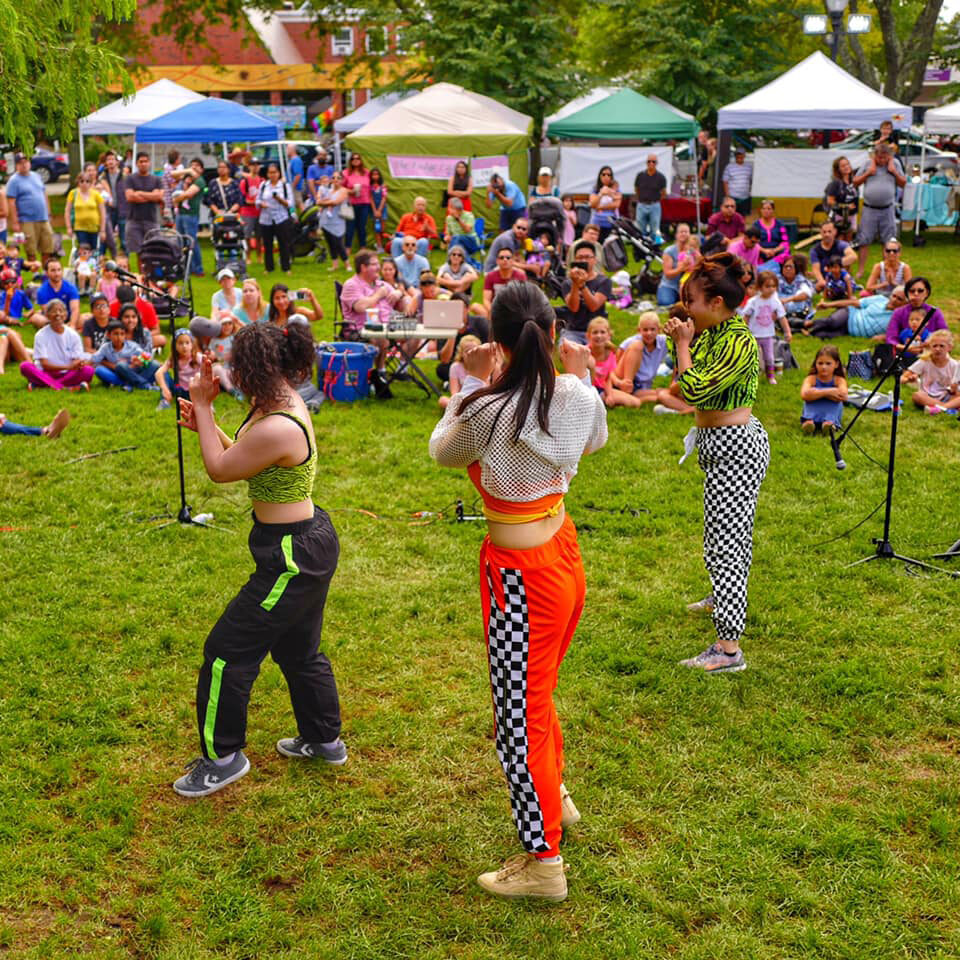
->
[0,231,959,959]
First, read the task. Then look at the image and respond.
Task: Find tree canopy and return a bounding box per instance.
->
[0,0,134,150]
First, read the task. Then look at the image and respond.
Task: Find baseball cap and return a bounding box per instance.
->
[90,292,109,306]
[419,272,438,286]
[734,147,746,155]
[538,165,552,177]
[217,267,236,281]
[12,152,28,163]
[0,268,17,284]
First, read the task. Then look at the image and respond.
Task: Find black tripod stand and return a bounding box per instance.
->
[831,306,957,576]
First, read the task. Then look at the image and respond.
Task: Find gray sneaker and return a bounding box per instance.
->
[686,594,715,614]
[172,751,250,797]
[276,736,348,765]
[679,643,747,673]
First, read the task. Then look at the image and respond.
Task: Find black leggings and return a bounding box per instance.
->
[806,308,849,338]
[323,229,348,262]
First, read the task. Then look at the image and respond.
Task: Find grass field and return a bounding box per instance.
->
[1,231,959,959]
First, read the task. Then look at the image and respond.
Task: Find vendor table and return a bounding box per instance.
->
[360,323,460,398]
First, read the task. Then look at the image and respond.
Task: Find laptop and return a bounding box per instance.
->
[421,298,462,330]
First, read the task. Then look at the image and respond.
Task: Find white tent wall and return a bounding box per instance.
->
[752,148,870,198]
[558,145,674,196]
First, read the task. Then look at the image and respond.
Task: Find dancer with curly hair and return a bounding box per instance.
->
[172,321,346,797]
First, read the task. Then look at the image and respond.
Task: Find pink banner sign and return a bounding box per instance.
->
[470,155,510,189]
[387,155,462,180]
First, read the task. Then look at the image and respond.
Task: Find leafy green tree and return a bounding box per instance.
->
[0,0,135,150]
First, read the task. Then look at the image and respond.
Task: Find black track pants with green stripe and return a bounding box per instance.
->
[195,506,342,759]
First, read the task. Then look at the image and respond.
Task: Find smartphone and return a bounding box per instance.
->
[572,260,588,271]
[295,290,310,300]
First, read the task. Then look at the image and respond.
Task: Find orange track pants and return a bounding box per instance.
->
[479,514,586,857]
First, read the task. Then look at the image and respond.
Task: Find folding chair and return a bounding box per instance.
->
[332,280,349,340]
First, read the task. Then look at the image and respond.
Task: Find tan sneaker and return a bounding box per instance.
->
[477,854,568,902]
[560,784,581,829]
[44,409,70,439]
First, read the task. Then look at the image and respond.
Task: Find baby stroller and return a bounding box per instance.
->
[211,215,247,280]
[528,196,568,258]
[605,218,662,297]
[290,205,327,263]
[140,227,194,319]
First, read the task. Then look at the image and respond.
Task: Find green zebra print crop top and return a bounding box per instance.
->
[235,411,316,503]
[673,314,758,412]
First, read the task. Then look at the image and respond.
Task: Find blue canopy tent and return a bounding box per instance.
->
[134,97,281,144]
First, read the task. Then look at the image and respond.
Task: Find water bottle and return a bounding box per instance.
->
[193,512,214,525]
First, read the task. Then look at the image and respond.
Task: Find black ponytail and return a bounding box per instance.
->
[231,321,315,411]
[459,281,556,442]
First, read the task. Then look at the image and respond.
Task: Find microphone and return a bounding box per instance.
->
[189,316,222,339]
[103,260,138,281]
[829,426,846,471]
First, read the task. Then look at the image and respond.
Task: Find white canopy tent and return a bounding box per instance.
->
[77,79,205,163]
[717,52,910,131]
[332,91,413,170]
[914,98,960,239]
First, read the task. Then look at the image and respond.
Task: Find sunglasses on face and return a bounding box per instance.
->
[884,248,900,253]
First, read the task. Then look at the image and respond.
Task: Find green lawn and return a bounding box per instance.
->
[1,232,959,959]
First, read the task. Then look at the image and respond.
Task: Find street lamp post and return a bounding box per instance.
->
[825,0,849,63]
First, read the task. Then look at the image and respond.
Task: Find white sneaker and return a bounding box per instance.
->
[653,404,679,415]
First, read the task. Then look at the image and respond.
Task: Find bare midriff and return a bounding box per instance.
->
[252,498,315,524]
[695,406,752,428]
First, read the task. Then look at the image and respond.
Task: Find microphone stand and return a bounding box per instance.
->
[833,307,956,576]
[118,240,206,531]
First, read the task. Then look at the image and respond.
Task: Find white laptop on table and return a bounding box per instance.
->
[421,298,463,330]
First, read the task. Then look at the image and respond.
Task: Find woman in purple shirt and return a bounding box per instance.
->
[755,199,790,274]
[884,277,946,346]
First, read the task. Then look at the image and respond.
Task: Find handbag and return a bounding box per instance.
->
[847,349,875,380]
[339,200,355,221]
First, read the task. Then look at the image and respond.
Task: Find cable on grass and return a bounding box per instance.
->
[808,498,886,548]
[63,445,138,465]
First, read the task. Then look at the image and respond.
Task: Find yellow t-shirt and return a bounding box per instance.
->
[70,188,104,233]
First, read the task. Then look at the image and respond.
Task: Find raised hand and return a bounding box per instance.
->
[558,338,590,379]
[462,341,498,381]
[177,398,198,431]
[188,355,220,406]
[665,316,695,345]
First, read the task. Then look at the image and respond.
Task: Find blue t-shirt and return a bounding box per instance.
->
[0,289,32,319]
[492,179,526,211]
[36,279,80,308]
[289,155,304,190]
[7,172,48,222]
[394,253,430,288]
[307,163,334,184]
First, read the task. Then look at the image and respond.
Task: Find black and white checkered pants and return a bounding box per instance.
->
[696,416,769,646]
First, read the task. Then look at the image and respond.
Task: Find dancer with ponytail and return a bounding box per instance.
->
[172,322,346,797]
[665,252,769,673]
[430,282,607,901]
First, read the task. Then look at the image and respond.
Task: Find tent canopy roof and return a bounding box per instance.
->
[134,98,281,143]
[79,79,205,136]
[547,88,699,141]
[718,52,910,131]
[334,91,414,134]
[923,99,960,134]
[351,83,531,138]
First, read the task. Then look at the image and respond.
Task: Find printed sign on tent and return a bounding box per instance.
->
[470,156,509,188]
[387,155,461,179]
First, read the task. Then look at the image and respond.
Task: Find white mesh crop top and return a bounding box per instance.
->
[429,374,608,502]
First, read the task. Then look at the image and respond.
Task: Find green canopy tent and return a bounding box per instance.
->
[547,88,699,141]
[345,83,532,240]
[548,88,703,231]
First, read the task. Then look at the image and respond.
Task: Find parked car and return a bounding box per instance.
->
[834,130,957,174]
[30,148,69,184]
[248,140,325,178]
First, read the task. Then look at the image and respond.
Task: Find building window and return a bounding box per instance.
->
[332,28,354,57]
[344,90,356,113]
[394,29,409,54]
[364,27,387,54]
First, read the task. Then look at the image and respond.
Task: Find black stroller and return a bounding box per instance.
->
[528,196,568,258]
[211,215,247,280]
[290,205,327,263]
[604,218,663,297]
[140,227,194,320]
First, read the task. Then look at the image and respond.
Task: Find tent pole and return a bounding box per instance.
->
[79,131,85,172]
[334,132,341,171]
[691,137,701,235]
[913,135,928,242]
[222,142,228,160]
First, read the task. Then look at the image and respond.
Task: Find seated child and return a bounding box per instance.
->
[287,313,323,412]
[439,334,482,409]
[585,316,618,398]
[902,329,960,414]
[800,344,847,433]
[96,260,120,303]
[73,242,98,295]
[0,268,33,325]
[606,311,669,408]
[90,319,158,390]
[0,408,69,439]
[821,255,854,304]
[207,314,243,400]
[155,328,201,410]
[897,307,931,362]
[609,270,633,310]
